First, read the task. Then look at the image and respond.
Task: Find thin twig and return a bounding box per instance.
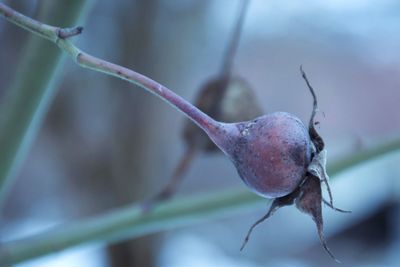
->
[220,0,250,78]
[0,3,222,139]
[140,146,197,212]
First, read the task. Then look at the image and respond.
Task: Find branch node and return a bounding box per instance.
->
[57,26,83,39]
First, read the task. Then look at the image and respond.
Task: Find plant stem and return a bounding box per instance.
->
[328,138,400,174]
[74,52,222,136]
[0,138,399,265]
[0,2,231,204]
[0,2,239,175]
[0,1,93,204]
[0,1,222,142]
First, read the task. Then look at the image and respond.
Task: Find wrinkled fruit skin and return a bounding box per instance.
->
[232,112,312,198]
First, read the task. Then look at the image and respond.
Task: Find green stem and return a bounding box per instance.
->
[0,138,399,265]
[328,138,400,174]
[0,1,93,204]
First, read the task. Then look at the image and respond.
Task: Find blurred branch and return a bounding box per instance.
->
[0,1,93,204]
[1,137,400,265]
[328,138,400,174]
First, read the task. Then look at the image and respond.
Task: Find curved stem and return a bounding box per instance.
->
[75,53,221,136]
[0,2,224,147]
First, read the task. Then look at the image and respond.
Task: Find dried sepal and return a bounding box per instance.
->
[307,149,334,206]
[240,189,299,251]
[300,66,336,208]
[300,65,324,153]
[308,148,351,214]
[300,67,343,261]
[295,174,340,263]
[322,198,352,213]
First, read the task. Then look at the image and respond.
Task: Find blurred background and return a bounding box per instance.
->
[0,0,400,266]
